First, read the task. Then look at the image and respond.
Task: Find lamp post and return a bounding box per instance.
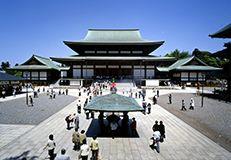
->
[26,73,29,105]
[201,74,205,107]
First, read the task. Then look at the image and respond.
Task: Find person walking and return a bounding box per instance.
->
[13,89,16,97]
[65,114,72,130]
[79,130,87,146]
[168,94,172,104]
[157,90,159,97]
[130,117,137,136]
[85,110,90,119]
[43,134,56,160]
[65,114,71,130]
[74,114,79,130]
[79,139,90,160]
[55,148,70,160]
[153,95,157,105]
[2,89,6,98]
[181,100,187,111]
[147,103,151,114]
[90,136,99,160]
[158,121,165,142]
[152,130,161,153]
[142,101,147,115]
[77,100,81,114]
[29,95,34,106]
[152,121,159,132]
[53,93,56,99]
[189,98,195,110]
[72,128,80,151]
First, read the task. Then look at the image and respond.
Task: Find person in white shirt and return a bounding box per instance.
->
[43,134,56,160]
[79,139,90,160]
[55,149,70,160]
[189,98,195,110]
[153,130,161,153]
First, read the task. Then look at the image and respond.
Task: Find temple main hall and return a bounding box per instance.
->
[51,29,175,85]
[11,29,221,86]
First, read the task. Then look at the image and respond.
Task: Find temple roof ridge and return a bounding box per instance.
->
[88,28,140,31]
[82,28,148,42]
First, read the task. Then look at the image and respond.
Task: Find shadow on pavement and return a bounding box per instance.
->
[3,150,38,160]
[86,119,139,138]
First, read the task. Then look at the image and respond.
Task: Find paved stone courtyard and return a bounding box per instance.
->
[0,88,230,160]
[158,92,231,151]
[0,93,76,125]
[0,124,34,148]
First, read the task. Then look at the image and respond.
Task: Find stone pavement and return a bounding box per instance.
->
[0,93,76,125]
[158,93,231,151]
[0,86,50,103]
[0,124,34,148]
[0,89,230,160]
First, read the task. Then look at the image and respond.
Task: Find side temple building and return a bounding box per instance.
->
[11,29,222,86]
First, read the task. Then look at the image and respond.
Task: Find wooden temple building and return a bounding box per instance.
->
[10,29,222,86]
[209,23,231,101]
[157,56,221,83]
[10,55,63,85]
[51,29,175,86]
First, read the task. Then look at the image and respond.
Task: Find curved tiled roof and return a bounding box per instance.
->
[12,55,61,71]
[83,29,149,42]
[0,71,24,81]
[84,93,144,112]
[157,56,222,72]
[209,23,231,38]
[63,29,165,55]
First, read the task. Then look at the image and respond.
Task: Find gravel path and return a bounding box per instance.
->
[158,93,231,151]
[0,93,76,125]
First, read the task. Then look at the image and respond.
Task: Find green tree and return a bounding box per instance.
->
[165,49,190,60]
[192,48,219,67]
[1,61,10,71]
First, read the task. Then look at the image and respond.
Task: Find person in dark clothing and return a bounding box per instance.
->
[29,96,33,106]
[181,100,187,111]
[168,94,172,104]
[135,92,138,98]
[158,121,165,142]
[2,90,6,98]
[142,101,147,115]
[130,117,137,136]
[153,95,157,105]
[157,90,159,97]
[152,120,159,132]
[65,114,72,130]
[147,103,151,114]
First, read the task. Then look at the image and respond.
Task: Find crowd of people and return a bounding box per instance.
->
[43,133,99,160]
[150,120,166,153]
[42,84,171,159]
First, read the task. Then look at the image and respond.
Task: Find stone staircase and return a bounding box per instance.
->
[115,79,136,91]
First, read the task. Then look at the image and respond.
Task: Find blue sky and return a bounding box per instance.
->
[0,0,230,65]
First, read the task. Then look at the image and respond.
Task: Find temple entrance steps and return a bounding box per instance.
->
[115,79,136,91]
